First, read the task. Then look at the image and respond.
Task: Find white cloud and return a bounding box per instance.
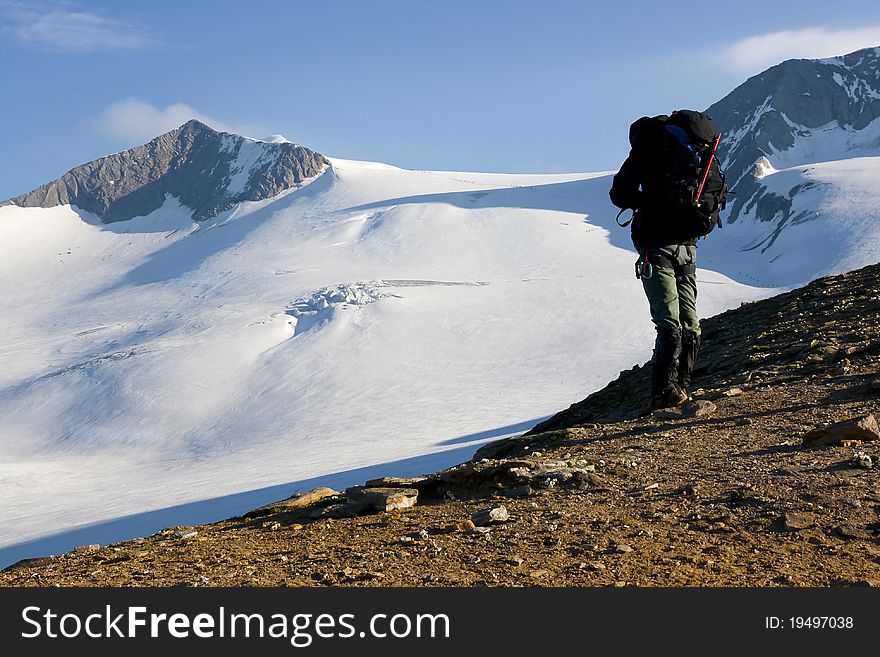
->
[93,98,264,145]
[2,4,160,53]
[721,26,880,76]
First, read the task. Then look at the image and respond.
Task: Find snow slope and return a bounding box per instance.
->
[0,159,781,567]
[700,156,880,287]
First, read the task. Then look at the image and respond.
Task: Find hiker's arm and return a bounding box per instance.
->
[609,152,644,210]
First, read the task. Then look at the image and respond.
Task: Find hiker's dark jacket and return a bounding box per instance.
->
[609,145,698,250]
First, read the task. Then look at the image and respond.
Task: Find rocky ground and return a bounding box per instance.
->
[2,264,879,587]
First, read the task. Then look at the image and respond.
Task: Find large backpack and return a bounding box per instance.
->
[626,110,728,243]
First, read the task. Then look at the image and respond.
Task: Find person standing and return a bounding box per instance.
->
[609,110,727,410]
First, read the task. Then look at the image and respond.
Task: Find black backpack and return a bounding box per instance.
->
[625,110,728,242]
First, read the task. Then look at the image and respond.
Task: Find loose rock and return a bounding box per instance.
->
[345,487,419,512]
[501,485,534,498]
[778,513,815,531]
[802,414,880,447]
[472,505,510,526]
[654,400,717,420]
[464,527,491,537]
[313,502,367,519]
[365,476,427,487]
[250,487,340,516]
[832,524,872,540]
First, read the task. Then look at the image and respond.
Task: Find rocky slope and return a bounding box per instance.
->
[2,262,878,587]
[0,120,329,222]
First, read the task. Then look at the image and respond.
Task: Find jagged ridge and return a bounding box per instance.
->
[708,46,880,227]
[1,120,329,222]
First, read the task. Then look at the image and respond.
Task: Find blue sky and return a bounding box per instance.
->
[2,0,880,198]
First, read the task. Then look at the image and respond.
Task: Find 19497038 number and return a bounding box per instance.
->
[790,617,853,629]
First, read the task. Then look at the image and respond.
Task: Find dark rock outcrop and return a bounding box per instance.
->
[1,120,329,222]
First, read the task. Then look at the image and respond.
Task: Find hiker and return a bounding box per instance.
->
[609,110,727,410]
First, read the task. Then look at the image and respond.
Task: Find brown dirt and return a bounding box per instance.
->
[2,264,879,588]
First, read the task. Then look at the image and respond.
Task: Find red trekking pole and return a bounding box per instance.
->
[694,133,722,205]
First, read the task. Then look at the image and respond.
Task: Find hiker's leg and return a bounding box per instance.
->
[642,267,685,408]
[651,327,685,408]
[676,246,701,391]
[677,275,700,336]
[642,265,680,332]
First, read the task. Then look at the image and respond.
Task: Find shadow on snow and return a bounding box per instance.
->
[0,417,544,570]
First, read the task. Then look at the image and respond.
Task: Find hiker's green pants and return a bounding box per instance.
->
[641,245,700,335]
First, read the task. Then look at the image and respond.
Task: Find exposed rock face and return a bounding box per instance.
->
[706,46,880,226]
[1,120,329,222]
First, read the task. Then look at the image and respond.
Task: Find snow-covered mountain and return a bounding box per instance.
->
[699,46,880,286]
[712,46,880,198]
[2,46,880,568]
[2,120,328,221]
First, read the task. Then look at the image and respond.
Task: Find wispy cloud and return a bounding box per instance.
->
[1,2,161,53]
[93,98,265,144]
[720,26,880,76]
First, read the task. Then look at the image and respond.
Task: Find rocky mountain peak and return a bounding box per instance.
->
[707,45,880,225]
[2,120,329,222]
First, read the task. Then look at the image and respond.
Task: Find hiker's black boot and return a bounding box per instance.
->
[678,329,701,393]
[650,327,687,410]
[651,382,688,410]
